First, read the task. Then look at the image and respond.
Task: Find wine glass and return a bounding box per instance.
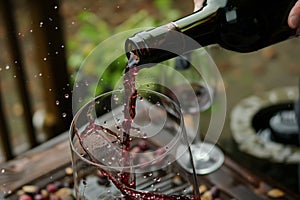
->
[161,48,227,175]
[173,81,225,175]
[174,49,226,174]
[69,89,200,199]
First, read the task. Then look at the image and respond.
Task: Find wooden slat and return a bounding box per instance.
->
[0,88,13,160]
[0,132,71,192]
[0,0,38,150]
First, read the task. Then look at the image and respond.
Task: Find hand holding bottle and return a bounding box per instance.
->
[126,0,298,65]
[288,0,300,30]
[194,0,300,31]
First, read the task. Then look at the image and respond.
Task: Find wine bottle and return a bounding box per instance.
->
[125,0,298,65]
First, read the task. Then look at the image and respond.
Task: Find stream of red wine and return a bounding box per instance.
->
[75,52,198,200]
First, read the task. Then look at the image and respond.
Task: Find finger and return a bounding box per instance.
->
[194,0,204,11]
[288,0,300,29]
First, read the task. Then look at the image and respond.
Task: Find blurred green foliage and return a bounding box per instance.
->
[67,0,181,96]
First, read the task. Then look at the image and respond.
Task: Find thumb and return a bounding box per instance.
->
[194,0,204,11]
[288,1,300,29]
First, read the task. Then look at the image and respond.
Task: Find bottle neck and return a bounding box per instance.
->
[125,0,226,66]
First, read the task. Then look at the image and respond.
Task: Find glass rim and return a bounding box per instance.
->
[69,89,188,171]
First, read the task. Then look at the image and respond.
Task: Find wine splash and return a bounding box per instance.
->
[74,52,198,200]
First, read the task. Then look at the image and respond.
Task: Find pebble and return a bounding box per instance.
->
[267,188,285,198]
[15,167,226,200]
[47,183,58,193]
[64,167,73,176]
[33,194,44,200]
[201,190,212,200]
[54,187,72,199]
[172,175,182,185]
[18,194,33,200]
[22,185,39,194]
[199,184,208,194]
[40,189,49,198]
[17,189,26,196]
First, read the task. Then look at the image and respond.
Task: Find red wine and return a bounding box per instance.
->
[120,53,139,188]
[125,0,298,66]
[75,52,199,200]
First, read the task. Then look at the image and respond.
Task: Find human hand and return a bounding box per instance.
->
[193,0,204,11]
[288,0,300,30]
[194,0,300,32]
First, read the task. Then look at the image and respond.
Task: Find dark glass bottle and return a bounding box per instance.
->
[125,0,298,65]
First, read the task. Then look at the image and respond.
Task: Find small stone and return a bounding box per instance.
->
[198,184,208,194]
[47,183,58,193]
[17,189,25,196]
[173,175,182,185]
[267,188,285,198]
[201,191,212,200]
[22,185,39,194]
[130,146,141,154]
[64,167,73,176]
[33,194,44,200]
[18,194,33,200]
[54,187,72,199]
[40,189,49,198]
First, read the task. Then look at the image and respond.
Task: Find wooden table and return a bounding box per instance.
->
[0,132,300,200]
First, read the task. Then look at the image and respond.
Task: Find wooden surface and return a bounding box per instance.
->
[0,132,71,194]
[0,132,300,200]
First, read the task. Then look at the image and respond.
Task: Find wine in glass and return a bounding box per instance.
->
[69,89,200,199]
